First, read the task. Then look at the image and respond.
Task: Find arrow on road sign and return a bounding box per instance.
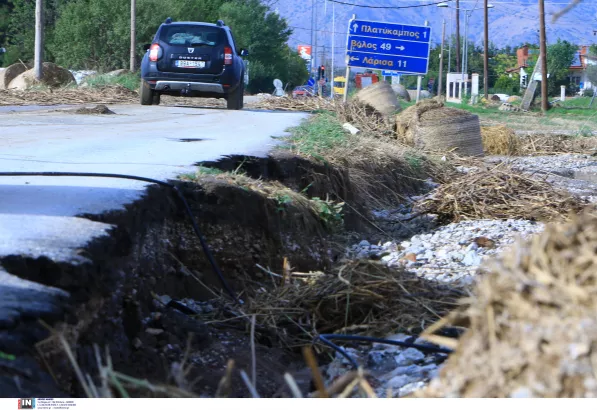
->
[396,46,405,51]
[352,23,359,32]
[350,56,359,62]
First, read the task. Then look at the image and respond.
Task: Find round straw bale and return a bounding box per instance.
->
[355,81,400,117]
[395,100,484,157]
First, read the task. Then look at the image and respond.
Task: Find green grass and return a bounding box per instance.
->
[85,72,140,91]
[286,112,349,158]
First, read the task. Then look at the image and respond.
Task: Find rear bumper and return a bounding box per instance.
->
[154,81,225,93]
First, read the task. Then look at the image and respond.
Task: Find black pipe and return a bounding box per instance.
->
[0,172,240,304]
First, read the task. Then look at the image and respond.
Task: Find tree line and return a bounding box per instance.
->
[0,0,309,93]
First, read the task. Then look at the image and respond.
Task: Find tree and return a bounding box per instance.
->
[546,39,577,95]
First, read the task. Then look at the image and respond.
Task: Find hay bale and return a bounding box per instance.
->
[355,81,400,117]
[407,90,432,100]
[391,83,411,102]
[481,126,520,155]
[395,99,484,157]
[8,62,76,90]
[417,164,585,222]
[507,95,522,104]
[0,62,31,90]
[419,210,597,398]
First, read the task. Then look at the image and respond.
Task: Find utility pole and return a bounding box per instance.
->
[310,0,315,73]
[130,0,136,71]
[539,0,549,112]
[455,0,461,72]
[483,0,489,100]
[34,0,44,80]
[438,19,446,98]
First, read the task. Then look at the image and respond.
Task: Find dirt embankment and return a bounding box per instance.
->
[1,145,438,398]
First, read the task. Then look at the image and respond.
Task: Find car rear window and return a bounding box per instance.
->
[160,25,224,46]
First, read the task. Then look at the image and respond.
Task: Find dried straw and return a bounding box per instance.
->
[481,126,521,156]
[419,210,597,398]
[247,260,464,349]
[416,163,587,222]
[0,85,138,106]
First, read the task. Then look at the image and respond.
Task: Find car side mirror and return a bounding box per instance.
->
[240,49,249,57]
[143,43,151,51]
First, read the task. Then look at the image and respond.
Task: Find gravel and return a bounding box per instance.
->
[323,332,447,398]
[349,218,544,283]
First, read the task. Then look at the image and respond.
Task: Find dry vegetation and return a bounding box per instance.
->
[248,260,465,349]
[419,210,597,398]
[0,85,138,106]
[417,163,587,223]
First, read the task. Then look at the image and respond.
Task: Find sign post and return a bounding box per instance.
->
[344,17,431,103]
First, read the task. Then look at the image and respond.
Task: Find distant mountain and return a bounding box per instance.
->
[271,0,597,66]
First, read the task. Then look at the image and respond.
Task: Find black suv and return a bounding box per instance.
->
[140,18,248,110]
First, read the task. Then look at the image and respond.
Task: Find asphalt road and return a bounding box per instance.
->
[0,103,308,263]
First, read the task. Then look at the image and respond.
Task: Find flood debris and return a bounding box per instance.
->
[418,210,597,398]
[0,85,138,106]
[417,163,587,223]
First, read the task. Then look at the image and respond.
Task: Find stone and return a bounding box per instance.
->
[132,337,142,349]
[387,375,413,390]
[394,348,425,366]
[359,240,371,247]
[399,381,427,397]
[0,63,31,90]
[145,328,164,336]
[8,62,76,90]
[462,250,482,267]
[403,253,417,262]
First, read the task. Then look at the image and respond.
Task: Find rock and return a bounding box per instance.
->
[343,123,360,135]
[462,250,482,267]
[394,348,425,366]
[403,253,417,262]
[359,240,371,247]
[399,381,427,397]
[132,337,143,349]
[391,83,411,102]
[387,375,414,390]
[8,62,76,90]
[407,90,432,100]
[474,236,496,249]
[0,62,31,90]
[145,328,164,336]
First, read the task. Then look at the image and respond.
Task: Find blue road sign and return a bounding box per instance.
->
[382,70,401,77]
[346,19,431,76]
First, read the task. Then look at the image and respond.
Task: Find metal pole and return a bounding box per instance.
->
[34,0,44,80]
[416,21,429,103]
[455,0,461,72]
[539,0,549,112]
[331,0,335,98]
[438,19,446,98]
[483,0,489,100]
[311,0,315,73]
[343,14,355,103]
[130,0,136,72]
[314,0,318,69]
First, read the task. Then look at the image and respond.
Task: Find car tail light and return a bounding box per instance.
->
[149,44,162,62]
[224,47,233,65]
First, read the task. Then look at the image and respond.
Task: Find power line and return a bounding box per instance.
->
[324,0,454,9]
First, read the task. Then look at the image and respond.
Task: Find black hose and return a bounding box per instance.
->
[317,334,453,369]
[0,172,240,304]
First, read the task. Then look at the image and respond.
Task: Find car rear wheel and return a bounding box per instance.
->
[140,80,155,106]
[152,92,161,105]
[226,80,244,110]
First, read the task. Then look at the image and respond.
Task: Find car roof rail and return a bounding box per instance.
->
[165,17,172,24]
[217,20,225,27]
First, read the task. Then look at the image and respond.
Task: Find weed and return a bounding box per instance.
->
[85,72,140,91]
[577,125,594,138]
[311,196,344,229]
[272,192,294,212]
[286,112,349,157]
[405,153,423,170]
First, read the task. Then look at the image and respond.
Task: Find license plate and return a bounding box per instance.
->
[175,60,205,68]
